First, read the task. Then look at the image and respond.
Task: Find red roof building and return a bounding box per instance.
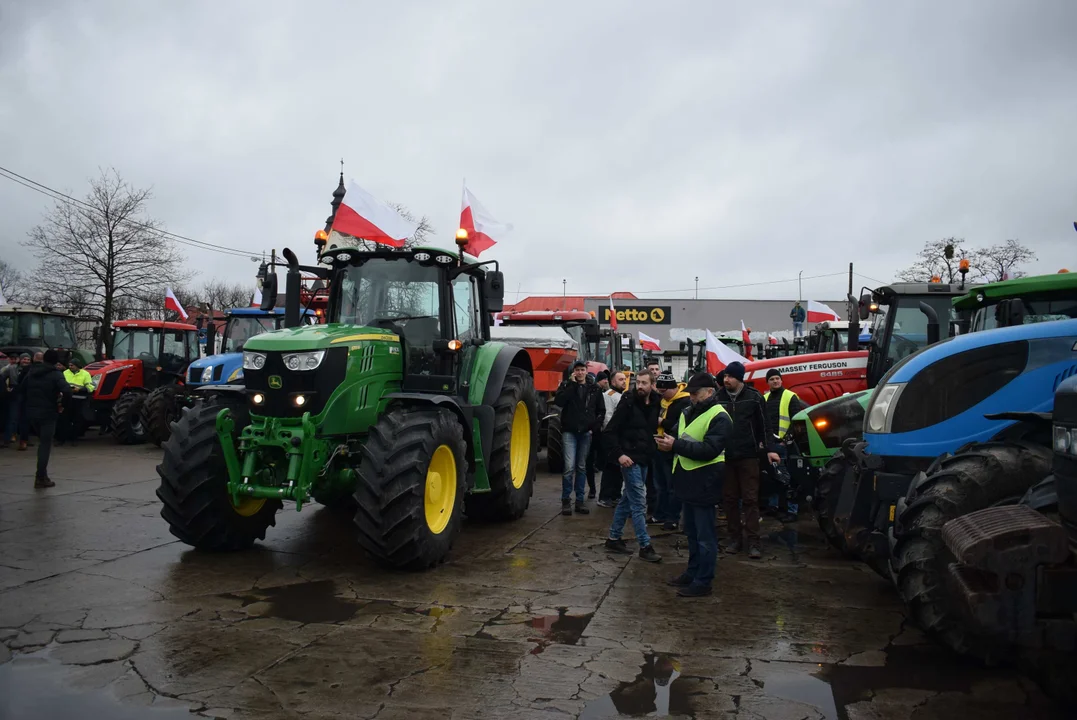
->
[502,292,637,313]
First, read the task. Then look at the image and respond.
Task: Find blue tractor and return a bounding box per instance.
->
[140,307,316,445]
[825,318,1077,579]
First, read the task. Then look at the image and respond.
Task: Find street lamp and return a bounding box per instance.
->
[562,279,566,297]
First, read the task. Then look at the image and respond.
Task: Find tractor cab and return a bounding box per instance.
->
[498,310,612,376]
[0,305,91,365]
[954,271,1077,333]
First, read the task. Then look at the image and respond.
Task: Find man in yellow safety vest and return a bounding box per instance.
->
[763,369,807,523]
[655,372,732,598]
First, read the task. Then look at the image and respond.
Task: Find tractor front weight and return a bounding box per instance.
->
[217,408,330,511]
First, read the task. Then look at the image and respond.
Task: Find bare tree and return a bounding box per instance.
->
[25,169,191,356]
[896,237,973,284]
[971,239,1036,282]
[0,259,26,303]
[195,279,255,312]
[327,203,434,251]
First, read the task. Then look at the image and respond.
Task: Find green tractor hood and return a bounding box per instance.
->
[243,324,399,352]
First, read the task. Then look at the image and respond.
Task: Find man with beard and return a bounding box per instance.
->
[656,372,731,597]
[604,370,662,562]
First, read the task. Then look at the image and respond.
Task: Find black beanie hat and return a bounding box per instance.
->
[655,373,678,390]
[595,370,610,382]
[724,361,746,382]
[766,368,781,380]
[43,349,60,365]
[685,373,717,391]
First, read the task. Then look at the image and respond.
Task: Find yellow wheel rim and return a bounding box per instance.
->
[232,496,266,517]
[510,401,531,489]
[425,445,457,534]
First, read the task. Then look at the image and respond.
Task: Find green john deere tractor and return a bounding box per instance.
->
[157,240,539,570]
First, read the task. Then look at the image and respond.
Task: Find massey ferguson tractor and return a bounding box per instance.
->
[82,320,199,443]
[157,236,539,570]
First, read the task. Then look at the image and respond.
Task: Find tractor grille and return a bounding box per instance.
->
[244,347,347,418]
[97,370,122,397]
[188,366,200,383]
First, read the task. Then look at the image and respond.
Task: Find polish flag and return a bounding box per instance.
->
[608,296,618,331]
[741,320,753,360]
[459,183,512,257]
[165,287,188,320]
[639,332,661,352]
[768,333,779,346]
[806,300,841,323]
[331,181,419,248]
[705,329,748,374]
[252,285,262,307]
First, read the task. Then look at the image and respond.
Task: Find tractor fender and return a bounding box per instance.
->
[478,344,533,408]
[383,393,478,474]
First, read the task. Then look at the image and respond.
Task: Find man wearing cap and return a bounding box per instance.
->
[59,357,95,445]
[715,361,779,559]
[654,373,692,530]
[763,369,808,522]
[596,370,627,508]
[555,360,605,516]
[656,372,731,597]
[604,369,662,562]
[15,349,71,487]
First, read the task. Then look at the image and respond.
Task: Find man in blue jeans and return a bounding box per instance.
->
[655,372,732,597]
[604,370,663,562]
[555,361,605,516]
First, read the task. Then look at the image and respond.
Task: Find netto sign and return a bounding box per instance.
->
[598,305,671,325]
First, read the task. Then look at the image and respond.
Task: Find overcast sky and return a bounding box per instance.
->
[1,0,1074,304]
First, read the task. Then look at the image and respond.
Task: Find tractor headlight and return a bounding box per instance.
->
[243,351,266,370]
[282,350,325,372]
[1054,425,1077,456]
[227,367,243,382]
[866,384,903,434]
[200,367,214,383]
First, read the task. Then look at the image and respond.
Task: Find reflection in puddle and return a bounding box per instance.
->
[221,579,359,623]
[580,653,703,718]
[528,607,594,654]
[762,667,839,720]
[766,528,801,563]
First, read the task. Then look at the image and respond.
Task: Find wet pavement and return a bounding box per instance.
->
[0,437,1065,719]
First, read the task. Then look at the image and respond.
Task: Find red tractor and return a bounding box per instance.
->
[81,320,199,443]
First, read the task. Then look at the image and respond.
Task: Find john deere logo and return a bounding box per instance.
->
[598,305,671,325]
[268,375,282,389]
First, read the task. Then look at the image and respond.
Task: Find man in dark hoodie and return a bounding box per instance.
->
[604,369,663,562]
[555,361,605,516]
[656,372,732,597]
[715,361,779,559]
[16,349,71,487]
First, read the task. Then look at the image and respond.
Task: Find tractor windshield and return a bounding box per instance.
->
[336,260,442,334]
[0,312,78,348]
[111,328,160,361]
[970,293,1077,331]
[0,314,13,345]
[878,296,957,366]
[223,315,280,353]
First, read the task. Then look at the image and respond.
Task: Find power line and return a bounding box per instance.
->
[0,165,261,260]
[854,272,891,286]
[517,271,849,297]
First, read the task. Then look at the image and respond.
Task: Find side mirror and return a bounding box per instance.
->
[205,322,216,356]
[484,270,505,313]
[260,273,278,312]
[858,292,873,321]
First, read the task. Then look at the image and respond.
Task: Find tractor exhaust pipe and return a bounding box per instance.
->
[919,301,940,345]
[847,293,860,352]
[282,248,301,328]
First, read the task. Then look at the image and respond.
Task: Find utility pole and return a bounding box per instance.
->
[848,262,854,320]
[562,279,566,297]
[695,277,699,299]
[798,270,803,303]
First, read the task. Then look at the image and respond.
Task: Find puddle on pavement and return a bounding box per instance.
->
[580,653,699,718]
[527,607,594,654]
[0,656,193,720]
[766,527,801,562]
[222,579,359,623]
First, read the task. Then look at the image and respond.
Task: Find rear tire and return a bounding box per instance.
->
[813,453,852,556]
[353,407,467,570]
[465,368,538,522]
[110,392,147,445]
[141,385,183,447]
[156,402,281,550]
[546,411,564,474]
[892,441,1053,661]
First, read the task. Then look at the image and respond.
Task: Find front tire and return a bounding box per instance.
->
[546,411,564,474]
[110,392,147,445]
[353,407,467,570]
[465,368,538,522]
[141,385,184,447]
[156,402,281,550]
[892,441,1053,661]
[813,453,852,556]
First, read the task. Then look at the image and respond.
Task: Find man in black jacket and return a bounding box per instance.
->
[555,361,605,516]
[715,361,779,559]
[16,349,71,487]
[656,372,732,597]
[763,368,808,522]
[654,374,692,530]
[603,370,662,562]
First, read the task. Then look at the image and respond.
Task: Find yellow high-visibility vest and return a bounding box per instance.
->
[672,403,729,472]
[764,388,799,437]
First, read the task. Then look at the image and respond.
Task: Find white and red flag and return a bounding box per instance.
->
[705,329,748,374]
[806,300,841,323]
[608,295,618,331]
[331,181,418,248]
[164,287,188,320]
[740,320,753,360]
[768,333,779,346]
[252,285,262,307]
[459,183,512,257]
[639,332,661,352]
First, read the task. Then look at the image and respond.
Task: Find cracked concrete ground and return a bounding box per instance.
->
[0,437,1066,719]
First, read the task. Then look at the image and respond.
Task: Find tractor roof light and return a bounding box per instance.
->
[959,258,970,272]
[448,339,463,351]
[455,228,469,249]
